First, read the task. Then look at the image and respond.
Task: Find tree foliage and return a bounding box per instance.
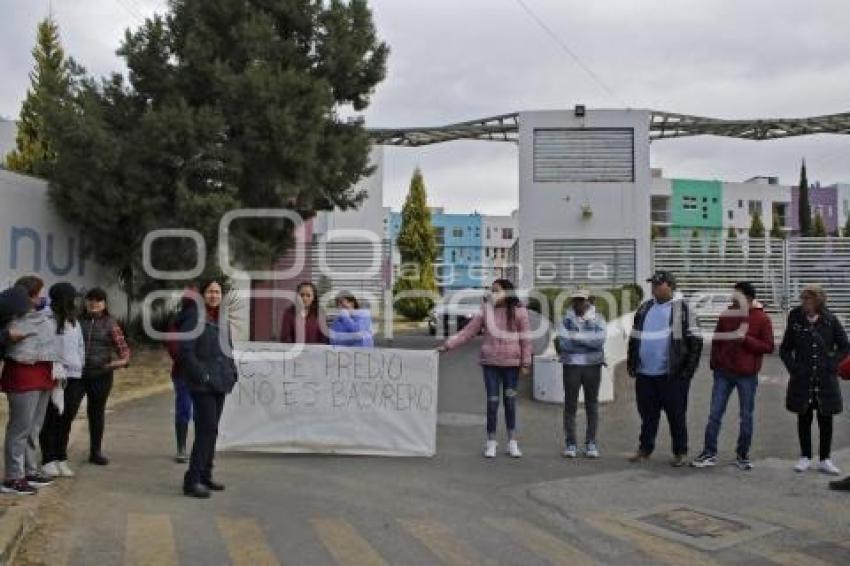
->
[812,212,827,237]
[748,211,765,238]
[798,159,812,236]
[393,168,438,320]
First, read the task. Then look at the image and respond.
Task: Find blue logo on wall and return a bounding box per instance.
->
[7,226,86,277]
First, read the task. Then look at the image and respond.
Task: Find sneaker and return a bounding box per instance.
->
[691,452,718,468]
[736,455,753,471]
[42,461,60,478]
[483,440,497,459]
[174,451,189,464]
[506,440,522,458]
[585,442,600,459]
[628,450,650,463]
[563,444,578,458]
[670,454,688,467]
[828,476,850,491]
[57,461,75,478]
[819,459,842,476]
[0,479,37,495]
[794,457,811,472]
[25,474,54,488]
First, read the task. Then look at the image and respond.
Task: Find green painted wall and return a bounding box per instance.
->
[671,179,723,231]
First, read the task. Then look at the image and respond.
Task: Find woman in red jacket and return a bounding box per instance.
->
[280,282,328,345]
[691,282,774,471]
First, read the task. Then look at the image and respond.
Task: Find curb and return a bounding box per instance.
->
[0,506,35,566]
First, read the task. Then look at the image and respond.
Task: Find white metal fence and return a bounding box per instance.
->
[652,237,850,333]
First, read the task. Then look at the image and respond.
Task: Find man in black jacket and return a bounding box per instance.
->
[626,271,703,467]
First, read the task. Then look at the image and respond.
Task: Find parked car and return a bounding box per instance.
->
[428,290,486,336]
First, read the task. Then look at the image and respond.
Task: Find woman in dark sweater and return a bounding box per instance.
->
[179,280,238,498]
[280,282,328,345]
[780,284,848,476]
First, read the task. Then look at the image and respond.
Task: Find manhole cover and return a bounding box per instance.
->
[622,504,781,551]
[437,413,486,427]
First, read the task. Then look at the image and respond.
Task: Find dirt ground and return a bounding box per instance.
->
[1,346,172,565]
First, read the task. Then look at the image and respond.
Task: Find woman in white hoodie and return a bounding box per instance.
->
[39,283,84,478]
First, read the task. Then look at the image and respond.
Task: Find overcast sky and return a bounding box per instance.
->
[2,0,849,215]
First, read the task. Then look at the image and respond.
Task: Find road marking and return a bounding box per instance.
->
[217,516,280,566]
[399,518,482,566]
[581,513,718,566]
[311,518,388,566]
[483,516,594,566]
[125,513,178,566]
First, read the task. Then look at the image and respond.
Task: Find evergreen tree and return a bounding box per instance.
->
[47,0,389,315]
[5,18,75,176]
[843,213,850,237]
[770,212,785,239]
[393,169,437,320]
[749,211,765,238]
[812,212,827,237]
[798,159,812,236]
[727,226,737,240]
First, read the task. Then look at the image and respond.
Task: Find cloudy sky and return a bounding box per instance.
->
[2,0,849,215]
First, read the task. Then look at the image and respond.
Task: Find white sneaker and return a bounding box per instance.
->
[57,461,75,478]
[506,440,522,458]
[819,459,841,476]
[794,457,811,472]
[585,442,600,459]
[42,461,60,478]
[563,444,578,458]
[484,440,497,458]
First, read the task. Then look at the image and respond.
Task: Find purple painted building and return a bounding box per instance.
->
[790,183,839,234]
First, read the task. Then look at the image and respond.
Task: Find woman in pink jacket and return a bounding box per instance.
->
[438,279,532,458]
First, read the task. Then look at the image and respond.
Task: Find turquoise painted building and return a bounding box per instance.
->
[670,179,723,237]
[388,209,483,293]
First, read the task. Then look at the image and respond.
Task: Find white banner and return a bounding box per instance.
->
[218,343,439,457]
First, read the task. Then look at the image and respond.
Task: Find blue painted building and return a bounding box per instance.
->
[388,208,484,293]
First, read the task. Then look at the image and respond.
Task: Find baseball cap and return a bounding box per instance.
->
[647,270,676,288]
[570,289,591,300]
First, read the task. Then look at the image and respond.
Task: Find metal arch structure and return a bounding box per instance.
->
[366,110,850,146]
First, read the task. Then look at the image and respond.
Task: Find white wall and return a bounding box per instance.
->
[836,183,850,230]
[721,181,791,235]
[0,169,115,293]
[517,109,652,290]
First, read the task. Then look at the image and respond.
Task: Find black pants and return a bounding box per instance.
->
[798,401,833,460]
[635,374,691,456]
[184,391,225,486]
[40,374,113,462]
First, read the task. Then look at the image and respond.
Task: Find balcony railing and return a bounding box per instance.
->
[651,210,672,223]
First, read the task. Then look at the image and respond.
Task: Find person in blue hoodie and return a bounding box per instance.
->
[329,291,374,348]
[558,289,606,459]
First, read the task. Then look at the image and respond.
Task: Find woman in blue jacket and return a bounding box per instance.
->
[329,291,374,348]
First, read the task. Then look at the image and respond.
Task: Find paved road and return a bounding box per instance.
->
[18,331,850,564]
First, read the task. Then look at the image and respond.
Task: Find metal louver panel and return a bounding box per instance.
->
[533,128,635,183]
[533,239,636,288]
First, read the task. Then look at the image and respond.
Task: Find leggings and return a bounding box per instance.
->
[798,402,833,460]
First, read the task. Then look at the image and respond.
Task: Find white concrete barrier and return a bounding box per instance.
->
[532,312,634,405]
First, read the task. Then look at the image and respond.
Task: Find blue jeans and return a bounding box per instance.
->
[482,366,519,437]
[172,377,193,425]
[703,370,758,457]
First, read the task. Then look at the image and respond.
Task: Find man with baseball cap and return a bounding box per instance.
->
[626,270,703,467]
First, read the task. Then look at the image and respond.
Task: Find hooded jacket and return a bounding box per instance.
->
[444,304,533,368]
[4,308,60,364]
[558,305,607,366]
[329,309,375,347]
[627,297,703,380]
[0,287,30,359]
[710,300,774,376]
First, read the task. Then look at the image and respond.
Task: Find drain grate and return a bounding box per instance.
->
[621,504,782,551]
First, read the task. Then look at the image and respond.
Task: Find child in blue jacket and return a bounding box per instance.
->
[330,291,374,348]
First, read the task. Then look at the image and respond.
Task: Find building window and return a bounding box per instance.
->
[748,200,763,216]
[682,196,698,211]
[486,227,491,239]
[485,248,490,258]
[844,200,849,214]
[727,210,733,220]
[702,213,708,220]
[502,228,513,240]
[738,200,743,208]
[451,250,456,262]
[452,228,463,238]
[702,197,707,203]
[712,197,718,204]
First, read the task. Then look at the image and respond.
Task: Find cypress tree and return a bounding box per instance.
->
[798,159,812,236]
[749,211,765,238]
[393,169,438,320]
[5,18,74,176]
[770,212,785,239]
[843,213,850,237]
[812,212,827,237]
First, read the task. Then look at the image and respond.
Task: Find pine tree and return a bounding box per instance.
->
[749,211,765,238]
[47,0,389,315]
[770,212,785,239]
[843,214,850,237]
[798,159,812,236]
[5,18,73,176]
[812,212,827,237]
[393,169,437,320]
